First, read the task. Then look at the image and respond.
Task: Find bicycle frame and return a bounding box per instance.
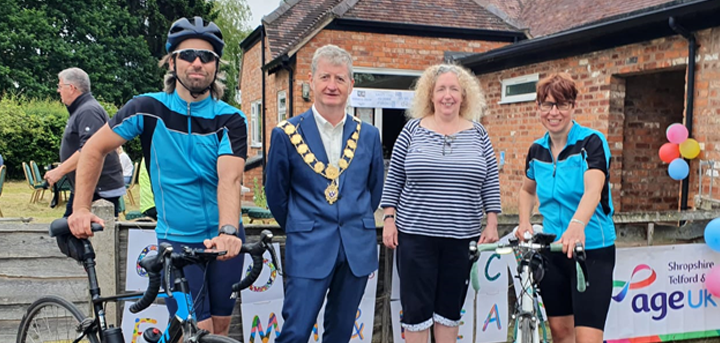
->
[78,239,205,343]
[513,250,548,343]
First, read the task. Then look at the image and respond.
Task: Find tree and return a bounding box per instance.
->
[212,0,252,106]
[0,0,160,105]
[125,0,217,59]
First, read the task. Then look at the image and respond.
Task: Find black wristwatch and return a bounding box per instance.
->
[219,224,238,236]
[382,214,395,221]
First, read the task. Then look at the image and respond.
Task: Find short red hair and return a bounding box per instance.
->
[536,73,578,103]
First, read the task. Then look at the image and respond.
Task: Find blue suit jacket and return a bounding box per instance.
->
[265,109,384,279]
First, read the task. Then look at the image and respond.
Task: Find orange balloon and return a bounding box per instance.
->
[659,143,680,163]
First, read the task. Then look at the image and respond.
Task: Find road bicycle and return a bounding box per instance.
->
[16,218,280,343]
[469,227,589,343]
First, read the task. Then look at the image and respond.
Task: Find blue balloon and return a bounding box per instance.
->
[668,158,689,180]
[705,218,720,252]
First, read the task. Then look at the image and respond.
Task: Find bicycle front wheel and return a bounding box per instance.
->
[199,333,243,343]
[16,295,99,343]
[518,317,533,343]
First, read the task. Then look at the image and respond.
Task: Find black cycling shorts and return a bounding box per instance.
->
[538,244,616,330]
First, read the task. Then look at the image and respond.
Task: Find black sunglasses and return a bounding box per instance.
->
[174,49,219,64]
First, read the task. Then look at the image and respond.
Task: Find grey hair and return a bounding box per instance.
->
[311,45,353,79]
[58,68,91,93]
[159,54,227,100]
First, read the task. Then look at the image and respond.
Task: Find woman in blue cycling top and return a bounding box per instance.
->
[516,73,616,343]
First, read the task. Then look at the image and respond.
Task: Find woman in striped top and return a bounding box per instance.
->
[380,64,502,343]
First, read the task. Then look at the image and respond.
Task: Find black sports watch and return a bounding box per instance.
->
[219,224,238,236]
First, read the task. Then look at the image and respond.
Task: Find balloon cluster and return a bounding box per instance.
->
[704,219,720,298]
[659,123,700,180]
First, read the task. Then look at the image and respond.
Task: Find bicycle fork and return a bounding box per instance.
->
[514,263,542,343]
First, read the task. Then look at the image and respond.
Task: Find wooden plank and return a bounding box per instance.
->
[0,258,85,279]
[0,232,66,259]
[0,277,89,305]
[0,319,20,343]
[0,223,49,232]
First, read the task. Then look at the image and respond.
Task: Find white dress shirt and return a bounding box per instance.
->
[312,105,346,168]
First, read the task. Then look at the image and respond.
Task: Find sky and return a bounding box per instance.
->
[246,0,282,29]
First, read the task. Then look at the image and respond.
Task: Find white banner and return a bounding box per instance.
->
[605,244,720,341]
[125,229,159,291]
[121,302,168,343]
[349,89,414,109]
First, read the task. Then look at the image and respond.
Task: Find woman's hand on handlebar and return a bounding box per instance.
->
[204,234,243,261]
[67,209,104,239]
[515,222,534,241]
[557,223,585,259]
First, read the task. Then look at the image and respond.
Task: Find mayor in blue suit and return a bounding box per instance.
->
[266,44,384,343]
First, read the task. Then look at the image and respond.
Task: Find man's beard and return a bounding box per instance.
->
[179,72,212,93]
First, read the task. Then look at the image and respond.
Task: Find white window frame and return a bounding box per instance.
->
[250,100,262,148]
[277,90,287,122]
[499,73,539,104]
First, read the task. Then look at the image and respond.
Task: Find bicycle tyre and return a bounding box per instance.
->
[199,333,243,343]
[519,317,533,343]
[16,295,99,343]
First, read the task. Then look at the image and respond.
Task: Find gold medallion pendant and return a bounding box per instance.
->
[325,180,339,204]
[279,117,362,205]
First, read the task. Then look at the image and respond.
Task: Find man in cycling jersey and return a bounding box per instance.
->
[68,17,246,336]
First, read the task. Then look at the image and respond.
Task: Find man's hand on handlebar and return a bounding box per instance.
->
[67,209,104,239]
[204,234,243,261]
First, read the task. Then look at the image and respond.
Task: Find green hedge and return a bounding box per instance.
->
[0,95,141,180]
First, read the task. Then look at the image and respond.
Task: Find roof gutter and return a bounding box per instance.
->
[458,0,720,73]
[327,18,526,42]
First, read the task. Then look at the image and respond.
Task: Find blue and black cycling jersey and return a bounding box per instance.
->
[525,121,616,250]
[109,90,247,243]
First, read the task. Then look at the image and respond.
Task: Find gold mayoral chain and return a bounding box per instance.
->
[278,117,361,205]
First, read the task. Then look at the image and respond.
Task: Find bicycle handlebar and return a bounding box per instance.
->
[49,218,103,237]
[470,238,589,292]
[231,230,279,293]
[130,230,279,314]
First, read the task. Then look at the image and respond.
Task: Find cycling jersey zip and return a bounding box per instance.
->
[186,102,211,235]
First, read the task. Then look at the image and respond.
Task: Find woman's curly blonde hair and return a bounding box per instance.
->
[407,64,486,121]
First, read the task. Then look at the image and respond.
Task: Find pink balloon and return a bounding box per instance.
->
[667,124,689,144]
[706,266,720,298]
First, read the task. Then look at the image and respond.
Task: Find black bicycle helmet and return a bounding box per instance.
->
[166,17,225,57]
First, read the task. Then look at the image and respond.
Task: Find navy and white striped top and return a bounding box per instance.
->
[380,118,502,239]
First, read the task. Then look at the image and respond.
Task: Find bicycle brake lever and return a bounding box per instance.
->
[573,244,590,292]
[163,253,173,298]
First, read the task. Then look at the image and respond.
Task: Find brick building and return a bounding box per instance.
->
[454,0,720,212]
[238,0,525,202]
[239,0,720,214]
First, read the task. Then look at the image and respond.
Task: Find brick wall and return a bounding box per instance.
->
[241,28,509,186]
[621,71,685,212]
[477,27,720,212]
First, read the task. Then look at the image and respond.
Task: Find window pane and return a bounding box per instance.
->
[505,81,536,96]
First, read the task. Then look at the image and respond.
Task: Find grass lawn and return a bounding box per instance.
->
[0,180,139,223]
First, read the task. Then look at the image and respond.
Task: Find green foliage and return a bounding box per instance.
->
[0,96,67,179]
[212,0,252,107]
[253,177,268,209]
[0,95,132,180]
[0,0,224,106]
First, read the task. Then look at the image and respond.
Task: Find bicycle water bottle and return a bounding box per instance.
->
[103,326,124,343]
[143,327,162,343]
